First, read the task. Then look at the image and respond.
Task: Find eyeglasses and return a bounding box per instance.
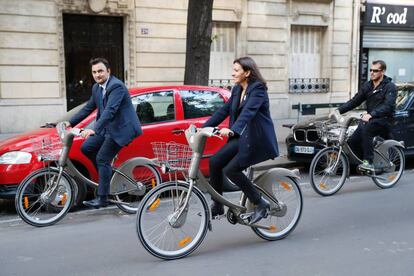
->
[370,69,382,73]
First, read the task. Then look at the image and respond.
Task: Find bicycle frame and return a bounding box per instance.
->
[327,111,405,177]
[169,125,300,229]
[54,122,156,199]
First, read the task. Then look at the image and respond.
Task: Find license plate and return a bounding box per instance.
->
[294,146,314,154]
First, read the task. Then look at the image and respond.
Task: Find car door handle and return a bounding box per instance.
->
[172,129,185,134]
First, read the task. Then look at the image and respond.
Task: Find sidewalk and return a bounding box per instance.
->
[252,141,299,171]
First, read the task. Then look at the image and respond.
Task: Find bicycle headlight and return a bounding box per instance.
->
[0,151,32,164]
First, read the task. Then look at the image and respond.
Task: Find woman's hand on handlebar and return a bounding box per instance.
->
[328,109,339,120]
[80,129,95,139]
[218,128,234,137]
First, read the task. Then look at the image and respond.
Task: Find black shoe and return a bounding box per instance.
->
[83,196,109,209]
[249,197,270,225]
[211,201,224,219]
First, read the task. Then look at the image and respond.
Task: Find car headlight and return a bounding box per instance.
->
[0,151,32,164]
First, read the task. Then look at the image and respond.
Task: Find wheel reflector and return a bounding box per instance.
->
[388,175,396,181]
[151,178,156,188]
[60,193,67,205]
[148,198,160,211]
[24,196,29,209]
[269,225,277,232]
[279,181,292,191]
[178,236,192,247]
[319,183,327,190]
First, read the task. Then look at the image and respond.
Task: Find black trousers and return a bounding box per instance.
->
[209,138,261,205]
[81,134,123,196]
[348,118,391,163]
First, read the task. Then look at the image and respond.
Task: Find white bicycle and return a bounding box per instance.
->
[136,125,303,260]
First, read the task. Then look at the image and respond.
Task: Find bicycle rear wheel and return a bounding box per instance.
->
[136,181,209,260]
[372,146,405,189]
[309,147,348,196]
[15,167,75,227]
[113,164,161,214]
[252,176,303,241]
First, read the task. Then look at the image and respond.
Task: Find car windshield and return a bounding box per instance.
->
[396,88,412,111]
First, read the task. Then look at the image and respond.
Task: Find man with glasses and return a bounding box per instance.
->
[331,60,397,172]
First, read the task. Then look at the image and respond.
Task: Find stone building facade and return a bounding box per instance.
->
[0,0,359,133]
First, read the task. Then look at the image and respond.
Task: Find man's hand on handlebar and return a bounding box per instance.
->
[360,112,372,122]
[219,128,234,137]
[80,129,95,139]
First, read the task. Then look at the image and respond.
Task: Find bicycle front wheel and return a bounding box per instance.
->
[113,164,161,214]
[15,167,75,227]
[252,176,303,241]
[309,147,348,196]
[136,181,209,260]
[372,146,405,189]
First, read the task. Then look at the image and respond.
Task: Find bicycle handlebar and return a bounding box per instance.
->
[56,122,83,142]
[330,110,362,127]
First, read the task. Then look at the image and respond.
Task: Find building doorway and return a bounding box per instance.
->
[63,14,124,110]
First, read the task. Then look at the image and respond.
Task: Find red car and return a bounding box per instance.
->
[0,86,230,204]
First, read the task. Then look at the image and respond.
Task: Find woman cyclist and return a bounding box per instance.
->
[203,56,279,224]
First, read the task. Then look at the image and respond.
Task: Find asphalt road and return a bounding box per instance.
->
[1,167,414,276]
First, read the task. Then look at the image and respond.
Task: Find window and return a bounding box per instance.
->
[209,22,236,89]
[289,25,329,93]
[131,91,175,124]
[179,90,225,119]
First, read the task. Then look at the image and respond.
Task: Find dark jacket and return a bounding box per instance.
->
[69,75,142,146]
[338,76,397,118]
[203,81,279,167]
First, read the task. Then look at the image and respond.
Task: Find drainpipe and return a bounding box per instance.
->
[349,0,361,99]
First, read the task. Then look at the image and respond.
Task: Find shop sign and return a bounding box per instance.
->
[364,3,414,29]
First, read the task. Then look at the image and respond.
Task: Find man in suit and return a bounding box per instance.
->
[67,57,142,208]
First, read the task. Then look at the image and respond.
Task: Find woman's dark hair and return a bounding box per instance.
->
[89,57,111,70]
[233,56,267,88]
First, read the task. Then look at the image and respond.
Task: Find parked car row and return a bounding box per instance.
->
[286,83,414,163]
[0,86,231,204]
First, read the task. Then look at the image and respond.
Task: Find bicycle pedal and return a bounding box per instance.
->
[239,212,254,221]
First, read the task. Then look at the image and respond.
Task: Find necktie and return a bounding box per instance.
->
[102,87,107,108]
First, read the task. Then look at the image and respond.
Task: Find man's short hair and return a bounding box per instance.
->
[89,57,110,70]
[372,60,386,71]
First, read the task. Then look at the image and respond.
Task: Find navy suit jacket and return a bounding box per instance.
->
[203,81,279,167]
[69,76,142,146]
